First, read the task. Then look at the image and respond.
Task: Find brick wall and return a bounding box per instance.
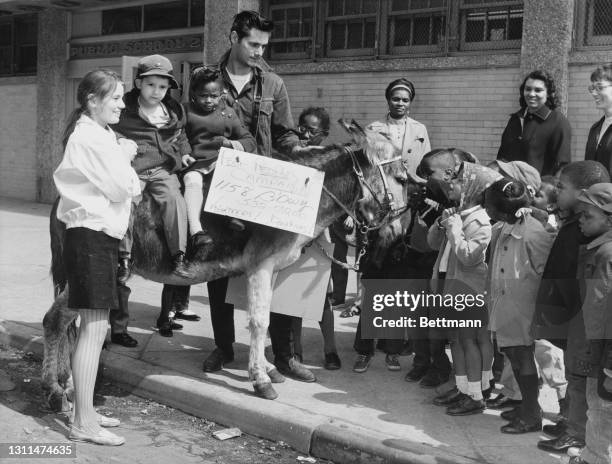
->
[282,66,522,165]
[0,81,37,201]
[567,63,603,162]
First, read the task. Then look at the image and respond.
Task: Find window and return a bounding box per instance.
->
[325,0,378,56]
[263,0,523,61]
[576,0,612,48]
[387,0,447,54]
[101,0,204,35]
[0,14,37,76]
[459,0,523,50]
[269,0,314,60]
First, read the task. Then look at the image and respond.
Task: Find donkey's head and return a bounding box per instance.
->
[339,119,409,230]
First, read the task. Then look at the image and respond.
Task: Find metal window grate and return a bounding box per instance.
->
[584,0,612,46]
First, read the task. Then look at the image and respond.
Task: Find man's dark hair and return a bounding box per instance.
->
[560,160,611,189]
[298,107,330,131]
[230,10,274,41]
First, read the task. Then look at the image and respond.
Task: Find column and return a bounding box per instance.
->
[520,0,575,113]
[203,0,261,65]
[36,8,68,203]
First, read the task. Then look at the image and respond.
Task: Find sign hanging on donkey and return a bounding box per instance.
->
[204,148,325,237]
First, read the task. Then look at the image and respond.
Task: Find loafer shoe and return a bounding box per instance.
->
[420,371,448,389]
[174,309,201,321]
[69,427,125,446]
[324,352,341,370]
[276,358,316,383]
[353,354,371,373]
[110,333,138,348]
[543,420,567,437]
[202,348,234,372]
[446,396,485,416]
[68,412,120,428]
[486,394,522,410]
[405,366,428,382]
[537,433,585,453]
[500,417,541,434]
[433,388,462,406]
[385,354,401,371]
[500,407,520,421]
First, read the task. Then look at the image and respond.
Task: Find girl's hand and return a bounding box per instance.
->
[221,137,233,148]
[182,154,196,167]
[444,214,462,231]
[343,216,354,232]
[440,207,457,223]
[118,138,138,161]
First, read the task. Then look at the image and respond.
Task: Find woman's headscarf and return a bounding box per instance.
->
[456,162,503,210]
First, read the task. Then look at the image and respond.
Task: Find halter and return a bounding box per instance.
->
[320,145,411,271]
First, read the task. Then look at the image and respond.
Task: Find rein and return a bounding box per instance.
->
[319,145,410,272]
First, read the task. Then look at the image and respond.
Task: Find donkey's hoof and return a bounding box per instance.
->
[267,368,285,384]
[253,383,278,400]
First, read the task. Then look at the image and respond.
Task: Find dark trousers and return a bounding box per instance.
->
[566,372,588,440]
[109,282,131,335]
[330,233,349,304]
[120,167,187,257]
[354,315,403,356]
[412,337,452,375]
[208,277,297,365]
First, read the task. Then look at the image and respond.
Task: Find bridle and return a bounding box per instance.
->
[319,144,411,271]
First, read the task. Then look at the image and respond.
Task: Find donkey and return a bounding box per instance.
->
[42,119,411,404]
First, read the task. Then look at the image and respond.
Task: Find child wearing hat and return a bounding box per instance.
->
[535,161,610,454]
[113,54,190,279]
[568,183,612,464]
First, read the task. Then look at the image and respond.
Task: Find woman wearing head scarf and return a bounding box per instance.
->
[427,163,502,415]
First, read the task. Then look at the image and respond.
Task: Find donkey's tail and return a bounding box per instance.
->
[50,198,66,297]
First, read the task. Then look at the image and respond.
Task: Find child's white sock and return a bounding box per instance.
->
[468,381,483,401]
[481,370,493,390]
[456,375,468,394]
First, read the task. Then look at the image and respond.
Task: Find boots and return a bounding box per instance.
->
[117,257,131,284]
[172,252,189,276]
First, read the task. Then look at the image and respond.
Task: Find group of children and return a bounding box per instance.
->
[416,149,611,463]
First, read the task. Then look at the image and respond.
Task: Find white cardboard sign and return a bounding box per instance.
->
[204,148,325,237]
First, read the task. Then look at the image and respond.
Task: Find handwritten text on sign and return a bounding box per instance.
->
[204,148,325,237]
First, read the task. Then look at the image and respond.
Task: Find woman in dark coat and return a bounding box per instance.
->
[585,63,612,174]
[497,70,571,176]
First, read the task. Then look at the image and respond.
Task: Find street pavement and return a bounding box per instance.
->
[0,197,563,464]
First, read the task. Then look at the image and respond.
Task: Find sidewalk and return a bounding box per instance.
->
[0,197,561,464]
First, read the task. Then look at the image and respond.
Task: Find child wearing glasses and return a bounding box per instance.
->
[181,67,257,247]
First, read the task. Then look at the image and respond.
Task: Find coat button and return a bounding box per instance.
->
[500,268,504,273]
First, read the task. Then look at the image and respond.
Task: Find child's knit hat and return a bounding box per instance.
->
[577,183,612,213]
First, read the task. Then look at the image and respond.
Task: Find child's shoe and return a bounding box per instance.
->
[191,230,213,247]
[229,218,246,232]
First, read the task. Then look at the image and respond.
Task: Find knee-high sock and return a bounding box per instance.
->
[183,174,204,236]
[71,308,108,434]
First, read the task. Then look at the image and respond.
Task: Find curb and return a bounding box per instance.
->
[0,320,484,464]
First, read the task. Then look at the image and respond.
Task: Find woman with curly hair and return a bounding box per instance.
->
[497,70,572,176]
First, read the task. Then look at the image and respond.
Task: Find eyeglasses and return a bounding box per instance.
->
[297,125,326,137]
[588,83,612,93]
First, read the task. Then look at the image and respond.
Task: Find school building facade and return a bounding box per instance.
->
[0,0,611,203]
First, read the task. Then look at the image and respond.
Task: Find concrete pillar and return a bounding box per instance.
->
[36,8,68,203]
[202,0,261,65]
[520,0,575,113]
